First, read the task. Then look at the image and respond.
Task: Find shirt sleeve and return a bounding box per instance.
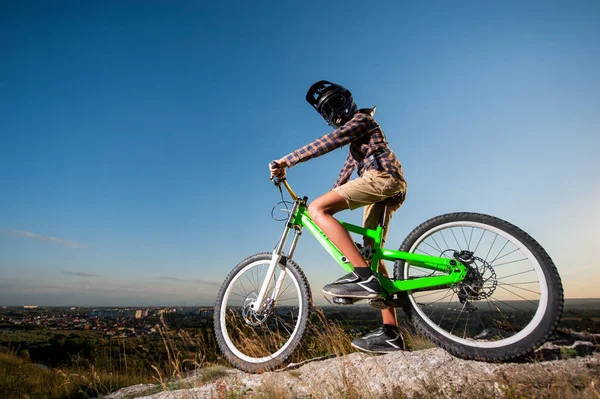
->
[282,113,372,168]
[332,151,355,189]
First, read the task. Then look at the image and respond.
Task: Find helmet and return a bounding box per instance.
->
[306,80,358,128]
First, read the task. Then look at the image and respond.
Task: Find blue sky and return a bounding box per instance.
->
[1,1,598,306]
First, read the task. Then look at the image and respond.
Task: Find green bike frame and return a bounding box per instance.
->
[254,180,468,312]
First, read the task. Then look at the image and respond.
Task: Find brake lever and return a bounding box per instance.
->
[269,161,286,185]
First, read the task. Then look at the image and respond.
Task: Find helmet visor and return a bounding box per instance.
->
[319,93,347,118]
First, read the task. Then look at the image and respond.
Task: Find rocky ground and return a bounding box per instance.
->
[104,331,600,399]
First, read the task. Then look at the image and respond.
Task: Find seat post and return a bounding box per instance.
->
[378,203,388,231]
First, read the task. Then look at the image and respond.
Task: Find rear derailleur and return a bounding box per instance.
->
[453,250,480,313]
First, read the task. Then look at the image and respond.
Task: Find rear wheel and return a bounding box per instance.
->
[394,212,563,361]
[214,253,312,373]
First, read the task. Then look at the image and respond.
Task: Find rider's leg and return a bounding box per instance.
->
[315,170,405,299]
[307,190,369,268]
[351,200,407,353]
[310,190,382,299]
[363,200,404,327]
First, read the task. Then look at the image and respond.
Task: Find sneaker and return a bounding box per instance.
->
[322,271,381,299]
[351,325,406,353]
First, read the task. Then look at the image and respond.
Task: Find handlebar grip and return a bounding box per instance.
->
[270,161,278,181]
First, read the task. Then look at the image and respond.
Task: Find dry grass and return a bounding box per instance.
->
[4,308,599,399]
[293,307,356,360]
[495,364,600,399]
[0,349,151,399]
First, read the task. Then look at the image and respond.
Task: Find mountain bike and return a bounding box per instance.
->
[214,172,564,373]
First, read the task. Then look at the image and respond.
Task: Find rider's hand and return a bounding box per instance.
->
[269,159,287,179]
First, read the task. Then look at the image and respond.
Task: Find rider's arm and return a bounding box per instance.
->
[332,152,355,189]
[280,113,373,168]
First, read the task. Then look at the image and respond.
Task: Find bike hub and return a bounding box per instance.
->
[452,250,498,309]
[242,292,274,326]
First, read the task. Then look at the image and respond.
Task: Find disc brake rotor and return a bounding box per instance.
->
[242,291,274,327]
[449,251,498,312]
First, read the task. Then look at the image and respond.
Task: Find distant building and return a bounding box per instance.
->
[90,309,121,318]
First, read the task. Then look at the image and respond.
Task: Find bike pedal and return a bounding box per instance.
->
[368,298,388,309]
[332,297,357,305]
[368,296,408,309]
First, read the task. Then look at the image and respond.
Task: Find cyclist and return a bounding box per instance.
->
[269,80,408,353]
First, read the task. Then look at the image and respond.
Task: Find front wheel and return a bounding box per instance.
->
[214,253,312,373]
[394,212,563,361]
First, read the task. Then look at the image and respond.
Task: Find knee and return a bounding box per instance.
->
[307,202,322,221]
[308,201,331,221]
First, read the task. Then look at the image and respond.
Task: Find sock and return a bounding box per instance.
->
[383,324,399,333]
[353,267,372,280]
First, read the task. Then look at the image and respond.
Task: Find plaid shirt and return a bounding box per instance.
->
[283,112,405,189]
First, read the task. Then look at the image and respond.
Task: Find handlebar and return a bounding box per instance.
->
[270,161,298,201]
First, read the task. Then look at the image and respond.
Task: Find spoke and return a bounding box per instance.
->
[493,258,529,267]
[461,227,469,250]
[474,309,489,338]
[253,267,263,290]
[473,229,485,253]
[229,291,249,299]
[497,285,540,307]
[439,230,451,251]
[463,311,470,339]
[277,280,294,300]
[245,272,258,291]
[250,267,257,290]
[497,269,535,280]
[424,289,455,320]
[238,278,250,298]
[487,296,526,312]
[414,289,453,300]
[489,240,510,265]
[484,298,507,338]
[233,285,252,298]
[424,289,455,305]
[273,315,292,335]
[484,235,498,263]
[468,227,474,250]
[450,229,462,251]
[275,296,298,303]
[436,291,456,328]
[417,246,437,257]
[430,235,444,253]
[491,247,520,263]
[496,283,540,295]
[497,280,539,286]
[450,302,466,335]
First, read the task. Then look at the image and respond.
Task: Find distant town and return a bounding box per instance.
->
[1,298,599,338]
[0,305,215,338]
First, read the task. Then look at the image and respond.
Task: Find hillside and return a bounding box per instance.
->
[106,341,600,399]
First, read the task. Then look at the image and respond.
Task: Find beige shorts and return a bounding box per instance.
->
[333,169,407,244]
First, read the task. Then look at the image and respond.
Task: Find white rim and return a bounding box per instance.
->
[220,259,304,363]
[406,221,548,349]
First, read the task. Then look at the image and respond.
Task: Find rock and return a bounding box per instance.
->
[107,349,600,399]
[103,383,157,399]
[570,341,597,357]
[535,342,562,360]
[555,328,600,343]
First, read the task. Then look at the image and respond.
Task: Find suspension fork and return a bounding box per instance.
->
[254,199,304,312]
